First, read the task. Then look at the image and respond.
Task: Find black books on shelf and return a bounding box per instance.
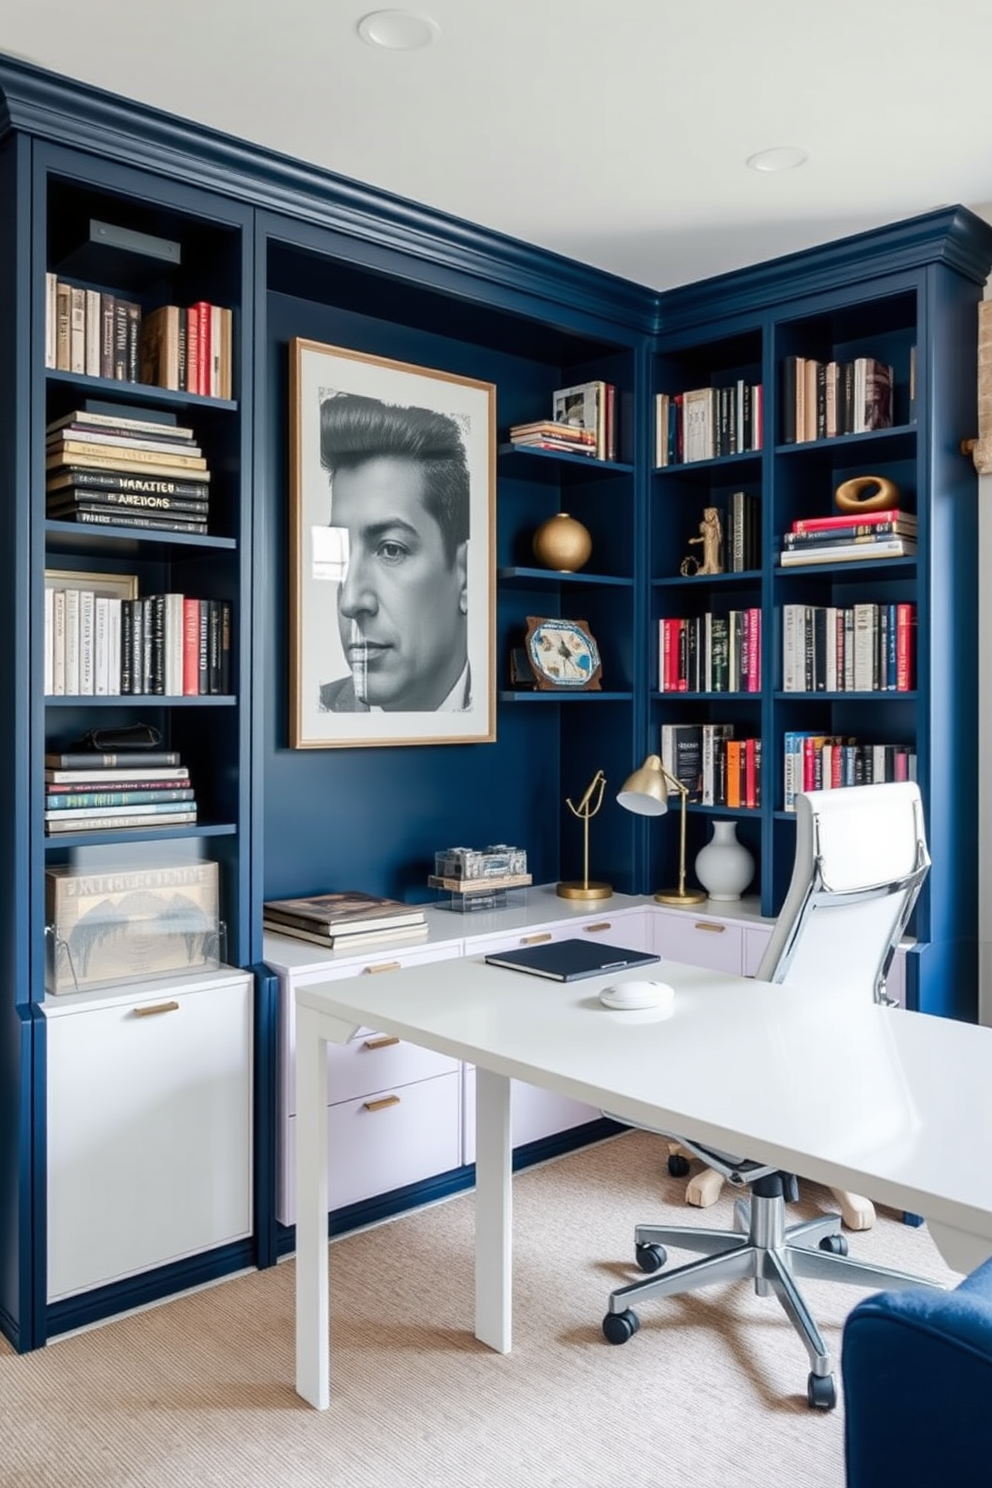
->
[45,410,212,535]
[655,380,763,466]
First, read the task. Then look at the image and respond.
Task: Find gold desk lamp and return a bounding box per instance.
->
[557,769,612,900]
[617,753,706,906]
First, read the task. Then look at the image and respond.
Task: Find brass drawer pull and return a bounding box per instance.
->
[132,1000,180,1018]
[363,1094,401,1113]
[363,961,401,974]
[693,922,725,933]
[521,932,552,945]
[584,921,612,933]
[362,1035,400,1051]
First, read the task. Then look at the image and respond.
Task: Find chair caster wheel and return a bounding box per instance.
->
[807,1372,837,1410]
[603,1309,640,1345]
[819,1234,848,1256]
[668,1154,690,1177]
[635,1242,666,1273]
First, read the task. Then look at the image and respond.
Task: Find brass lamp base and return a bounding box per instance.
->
[557,880,613,900]
[654,887,707,906]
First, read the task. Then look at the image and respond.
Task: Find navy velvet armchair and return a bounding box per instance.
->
[843,1254,992,1485]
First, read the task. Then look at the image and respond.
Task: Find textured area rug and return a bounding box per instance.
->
[0,1130,959,1487]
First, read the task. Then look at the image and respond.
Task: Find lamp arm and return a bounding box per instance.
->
[653,759,690,898]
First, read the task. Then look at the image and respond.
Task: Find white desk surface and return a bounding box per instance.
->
[294,954,992,1405]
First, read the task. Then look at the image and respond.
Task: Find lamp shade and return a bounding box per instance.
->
[616,754,670,818]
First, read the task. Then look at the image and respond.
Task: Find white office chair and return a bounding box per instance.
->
[602,781,941,1411]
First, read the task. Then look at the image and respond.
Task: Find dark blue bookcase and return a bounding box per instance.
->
[0,54,989,1350]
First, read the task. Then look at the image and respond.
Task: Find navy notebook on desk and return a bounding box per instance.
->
[483,938,660,983]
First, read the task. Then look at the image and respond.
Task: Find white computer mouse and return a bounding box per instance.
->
[599,979,675,1012]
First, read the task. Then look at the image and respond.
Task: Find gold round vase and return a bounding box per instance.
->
[532,512,592,572]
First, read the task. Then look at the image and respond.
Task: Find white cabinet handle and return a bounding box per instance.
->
[521,932,552,945]
[363,961,401,974]
[362,1035,400,1051]
[131,1000,180,1018]
[693,922,725,933]
[363,1094,401,1113]
[584,921,612,933]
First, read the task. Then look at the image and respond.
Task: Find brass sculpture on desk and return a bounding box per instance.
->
[679,505,724,576]
[557,769,612,900]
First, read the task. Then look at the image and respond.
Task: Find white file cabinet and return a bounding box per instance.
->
[650,898,773,975]
[44,969,253,1302]
[269,933,464,1225]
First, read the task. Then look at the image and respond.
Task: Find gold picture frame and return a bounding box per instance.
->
[288,338,496,748]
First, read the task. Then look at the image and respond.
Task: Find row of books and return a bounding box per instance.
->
[262,889,428,951]
[43,747,197,836]
[46,408,212,534]
[141,302,234,398]
[661,721,762,808]
[782,602,916,694]
[659,609,761,694]
[781,355,893,444]
[725,490,761,573]
[43,590,231,697]
[655,380,764,467]
[783,734,917,812]
[44,276,233,398]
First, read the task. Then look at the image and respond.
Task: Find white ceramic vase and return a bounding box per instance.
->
[694,820,754,902]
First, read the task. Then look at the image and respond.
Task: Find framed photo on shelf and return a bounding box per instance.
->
[288,338,497,748]
[524,616,602,690]
[44,568,139,601]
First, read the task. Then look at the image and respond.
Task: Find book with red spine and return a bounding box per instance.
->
[194,302,212,396]
[896,603,915,691]
[183,597,201,694]
[791,509,916,534]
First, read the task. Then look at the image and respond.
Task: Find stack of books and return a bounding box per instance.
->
[45,409,211,535]
[44,746,197,835]
[507,420,597,456]
[263,890,428,951]
[779,509,917,566]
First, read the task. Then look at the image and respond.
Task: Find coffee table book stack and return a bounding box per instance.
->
[262,890,428,951]
[44,745,197,835]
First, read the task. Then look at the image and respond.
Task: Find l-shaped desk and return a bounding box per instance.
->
[294,953,992,1409]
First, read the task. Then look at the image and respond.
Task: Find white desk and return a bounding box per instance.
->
[294,954,992,1408]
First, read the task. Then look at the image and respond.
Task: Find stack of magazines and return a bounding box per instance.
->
[262,890,428,951]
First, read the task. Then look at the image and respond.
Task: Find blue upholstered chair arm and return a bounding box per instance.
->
[842,1256,992,1486]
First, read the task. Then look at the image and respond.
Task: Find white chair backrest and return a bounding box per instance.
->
[755,782,930,1005]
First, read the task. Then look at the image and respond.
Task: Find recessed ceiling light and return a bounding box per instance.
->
[357,10,439,49]
[746,146,809,173]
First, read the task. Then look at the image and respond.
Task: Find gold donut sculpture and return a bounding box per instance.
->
[834,475,899,514]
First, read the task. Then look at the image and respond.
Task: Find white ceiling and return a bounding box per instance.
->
[3,0,992,292]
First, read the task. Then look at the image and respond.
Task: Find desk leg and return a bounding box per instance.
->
[295,1004,330,1408]
[475,1066,512,1352]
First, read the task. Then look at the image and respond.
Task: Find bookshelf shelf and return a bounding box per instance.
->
[498,566,633,588]
[43,820,238,849]
[498,690,634,703]
[497,444,635,478]
[45,369,237,413]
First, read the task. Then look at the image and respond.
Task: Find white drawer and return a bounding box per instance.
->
[461,1066,598,1165]
[278,940,462,1118]
[465,909,647,960]
[743,924,774,977]
[653,912,744,974]
[278,1069,462,1224]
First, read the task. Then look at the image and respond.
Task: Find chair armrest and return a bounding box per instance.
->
[842,1257,992,1487]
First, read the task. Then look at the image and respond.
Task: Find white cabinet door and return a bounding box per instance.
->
[46,973,252,1302]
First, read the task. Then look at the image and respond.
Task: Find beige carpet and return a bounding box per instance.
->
[0,1130,960,1488]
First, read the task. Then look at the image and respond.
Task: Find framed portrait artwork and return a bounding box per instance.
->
[288,339,496,748]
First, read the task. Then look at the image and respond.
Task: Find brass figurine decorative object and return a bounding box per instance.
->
[557,769,612,899]
[834,475,899,513]
[680,505,723,576]
[532,511,592,572]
